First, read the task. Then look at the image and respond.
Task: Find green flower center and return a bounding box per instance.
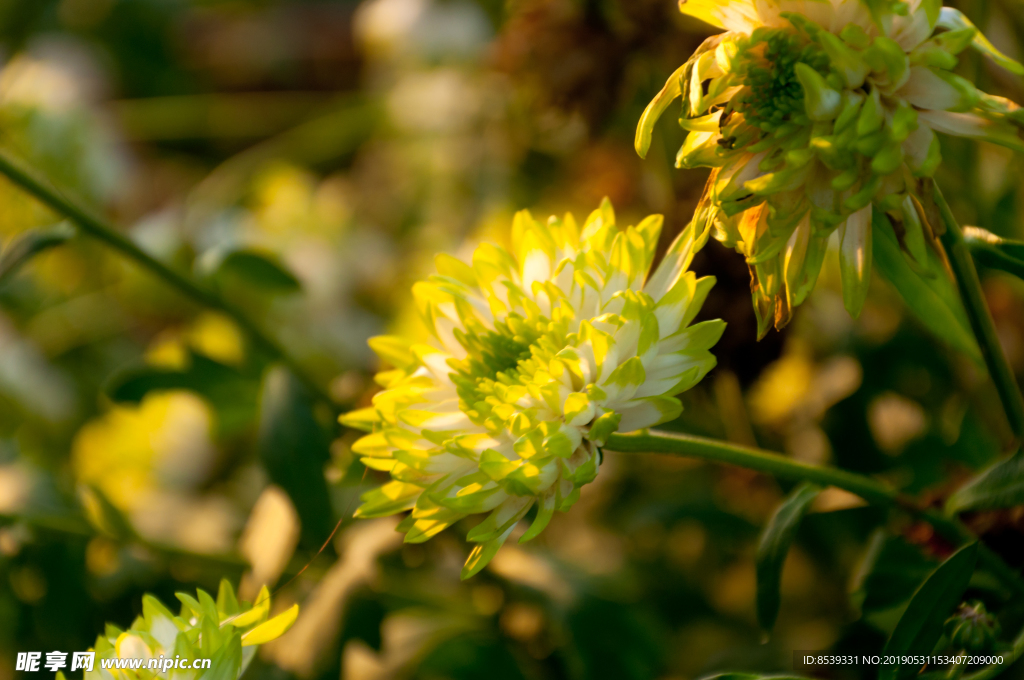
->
[733,29,828,130]
[458,324,536,381]
[449,315,542,424]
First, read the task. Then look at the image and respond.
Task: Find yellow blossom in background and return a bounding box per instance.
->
[145,313,246,370]
[71,391,241,553]
[637,0,1024,335]
[341,199,725,578]
[73,391,216,509]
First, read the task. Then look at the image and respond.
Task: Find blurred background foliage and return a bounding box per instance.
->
[1,0,1024,679]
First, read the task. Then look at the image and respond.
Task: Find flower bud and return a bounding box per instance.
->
[944,601,1001,653]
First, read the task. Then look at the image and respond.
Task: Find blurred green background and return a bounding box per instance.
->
[1,0,1024,679]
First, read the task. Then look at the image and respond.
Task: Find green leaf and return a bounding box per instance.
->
[213,249,301,293]
[257,366,334,547]
[947,452,1024,514]
[872,211,981,364]
[880,542,979,680]
[0,222,75,286]
[756,483,821,631]
[853,533,939,618]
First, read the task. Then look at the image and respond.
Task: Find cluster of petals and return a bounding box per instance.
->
[342,200,724,578]
[637,0,1024,334]
[88,581,297,680]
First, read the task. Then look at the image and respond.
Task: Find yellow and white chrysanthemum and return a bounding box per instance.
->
[637,0,1024,335]
[342,200,725,578]
[87,581,297,680]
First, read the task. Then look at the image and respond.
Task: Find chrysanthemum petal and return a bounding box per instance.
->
[355,481,422,518]
[838,205,874,318]
[617,396,684,432]
[937,7,1024,75]
[461,525,516,580]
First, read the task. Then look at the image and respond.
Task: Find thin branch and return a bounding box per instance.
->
[605,430,1024,597]
[0,148,335,408]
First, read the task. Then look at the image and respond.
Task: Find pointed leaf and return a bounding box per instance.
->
[873,211,981,363]
[211,248,301,294]
[756,483,821,631]
[947,452,1024,514]
[880,542,979,680]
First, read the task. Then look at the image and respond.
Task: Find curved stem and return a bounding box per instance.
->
[0,148,335,408]
[606,430,894,504]
[605,430,1024,597]
[932,182,1024,442]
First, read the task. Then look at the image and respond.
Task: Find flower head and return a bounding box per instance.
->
[637,0,1024,335]
[86,581,297,680]
[342,200,724,578]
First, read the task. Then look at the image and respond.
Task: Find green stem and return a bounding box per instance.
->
[932,182,1024,443]
[605,430,1024,597]
[606,430,894,504]
[0,148,335,408]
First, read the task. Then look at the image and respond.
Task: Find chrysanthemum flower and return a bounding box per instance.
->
[341,200,725,578]
[86,581,297,680]
[636,0,1024,335]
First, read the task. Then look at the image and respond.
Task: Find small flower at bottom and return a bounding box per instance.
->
[637,0,1024,336]
[87,580,298,680]
[341,200,725,578]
